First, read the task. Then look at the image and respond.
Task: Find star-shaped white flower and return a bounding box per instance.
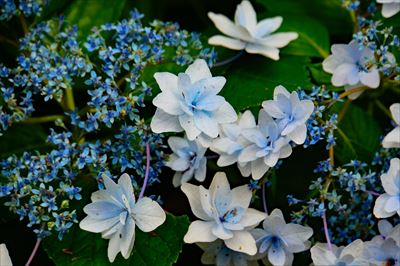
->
[181,172,266,255]
[311,240,366,266]
[322,41,379,99]
[377,0,400,18]
[211,110,256,177]
[208,0,298,60]
[238,110,292,180]
[252,209,313,266]
[79,173,166,262]
[373,158,400,218]
[150,59,237,146]
[0,244,12,266]
[166,136,207,187]
[382,103,400,148]
[262,85,314,145]
[198,240,258,266]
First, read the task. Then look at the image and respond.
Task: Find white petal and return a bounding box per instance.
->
[208,12,252,41]
[184,220,218,243]
[240,208,267,228]
[181,183,212,220]
[259,32,298,48]
[167,156,190,171]
[378,219,394,237]
[152,91,183,115]
[132,197,166,232]
[282,224,313,252]
[268,244,286,266]
[390,103,400,125]
[382,127,400,148]
[151,109,183,133]
[0,244,12,266]
[287,124,307,144]
[239,144,261,162]
[251,157,269,180]
[83,201,123,220]
[382,3,400,18]
[80,215,120,233]
[239,110,257,128]
[374,194,396,218]
[118,173,135,207]
[234,0,257,31]
[331,63,358,87]
[245,43,280,60]
[194,158,207,182]
[384,196,400,213]
[359,69,380,88]
[107,231,121,263]
[217,154,238,166]
[185,59,212,83]
[254,16,283,38]
[167,136,189,154]
[154,72,178,92]
[310,243,338,265]
[241,129,267,148]
[209,35,247,50]
[120,218,136,259]
[201,76,227,96]
[231,184,253,210]
[381,159,400,195]
[214,102,238,124]
[194,111,220,138]
[179,114,201,140]
[209,172,232,213]
[212,223,234,239]
[225,231,257,255]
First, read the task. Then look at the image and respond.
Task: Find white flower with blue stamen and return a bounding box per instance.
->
[211,110,256,177]
[150,59,237,147]
[382,103,400,148]
[377,0,400,18]
[79,173,166,262]
[373,158,400,218]
[0,244,12,266]
[181,172,266,255]
[262,85,314,145]
[251,209,313,266]
[238,110,292,180]
[311,240,366,266]
[166,136,207,187]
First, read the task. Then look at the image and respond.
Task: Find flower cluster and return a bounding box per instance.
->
[0,0,46,21]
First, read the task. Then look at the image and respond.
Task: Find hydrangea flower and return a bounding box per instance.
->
[166,136,207,187]
[251,209,313,266]
[382,103,400,148]
[208,0,298,60]
[262,85,314,145]
[377,0,400,18]
[238,110,292,180]
[210,110,256,177]
[79,173,166,262]
[198,240,258,266]
[373,158,400,218]
[150,59,237,146]
[181,172,266,255]
[322,41,379,99]
[0,244,12,266]
[310,240,366,266]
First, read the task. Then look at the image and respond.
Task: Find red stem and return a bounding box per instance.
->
[322,212,332,251]
[25,238,41,266]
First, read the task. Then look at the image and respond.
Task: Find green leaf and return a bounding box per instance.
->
[219,55,312,111]
[65,0,127,39]
[333,103,382,164]
[43,213,189,266]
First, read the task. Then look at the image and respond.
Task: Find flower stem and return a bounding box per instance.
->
[25,238,41,266]
[322,212,332,251]
[324,85,370,107]
[63,87,76,111]
[262,182,268,214]
[366,190,380,196]
[212,50,245,67]
[139,142,151,199]
[22,114,65,124]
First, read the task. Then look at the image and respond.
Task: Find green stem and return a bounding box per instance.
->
[23,115,65,124]
[63,87,76,111]
[375,99,393,119]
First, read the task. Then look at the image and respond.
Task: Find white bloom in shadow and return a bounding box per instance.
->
[238,110,292,180]
[166,136,207,187]
[181,172,266,255]
[208,1,298,60]
[211,111,256,177]
[382,103,400,148]
[0,244,12,266]
[322,41,379,99]
[150,59,237,145]
[377,0,400,18]
[79,173,166,262]
[198,240,259,266]
[262,85,314,145]
[252,209,313,266]
[311,240,366,266]
[373,158,400,218]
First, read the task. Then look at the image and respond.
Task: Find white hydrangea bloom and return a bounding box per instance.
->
[377,0,400,18]
[208,1,298,60]
[311,240,366,266]
[150,59,237,145]
[0,244,12,266]
[373,158,400,218]
[79,174,166,262]
[166,136,207,187]
[251,209,313,266]
[382,103,400,148]
[198,240,258,266]
[322,41,379,99]
[181,172,266,255]
[377,220,400,246]
[238,110,292,180]
[211,111,256,177]
[262,85,314,145]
